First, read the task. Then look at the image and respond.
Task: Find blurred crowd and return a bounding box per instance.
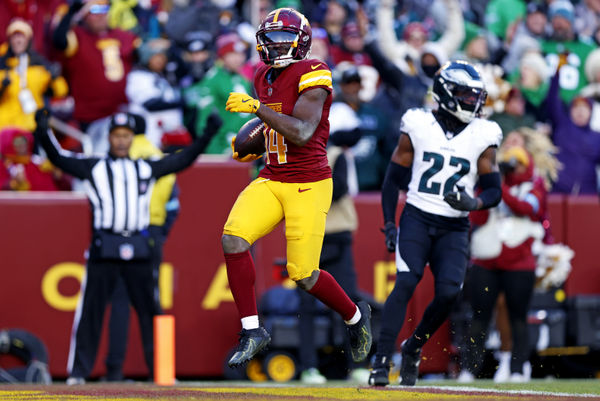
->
[0,0,600,195]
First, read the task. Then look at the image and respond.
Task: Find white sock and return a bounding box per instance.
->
[241,315,259,330]
[345,305,361,325]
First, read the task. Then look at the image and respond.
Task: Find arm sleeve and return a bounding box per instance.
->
[52,9,76,51]
[364,40,405,92]
[381,159,411,224]
[35,127,91,180]
[476,172,502,209]
[546,69,566,126]
[331,153,349,202]
[143,98,183,112]
[148,134,211,178]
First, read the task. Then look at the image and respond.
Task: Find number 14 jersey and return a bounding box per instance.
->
[254,59,333,183]
[403,108,502,218]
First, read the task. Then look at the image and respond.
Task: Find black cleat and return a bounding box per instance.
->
[399,346,421,386]
[227,327,271,368]
[368,354,391,386]
[347,301,373,363]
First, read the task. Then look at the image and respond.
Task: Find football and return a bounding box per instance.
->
[234,117,266,157]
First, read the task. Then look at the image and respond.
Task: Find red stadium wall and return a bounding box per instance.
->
[0,162,599,379]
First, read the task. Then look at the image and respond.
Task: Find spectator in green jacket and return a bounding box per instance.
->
[183,33,253,154]
[540,0,595,104]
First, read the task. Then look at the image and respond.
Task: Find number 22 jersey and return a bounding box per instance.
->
[254,59,333,183]
[403,108,502,218]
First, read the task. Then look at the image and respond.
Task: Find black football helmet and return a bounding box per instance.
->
[256,8,312,68]
[432,60,487,123]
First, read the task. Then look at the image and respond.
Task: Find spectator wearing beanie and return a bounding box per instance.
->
[508,51,551,122]
[178,30,215,88]
[183,33,253,154]
[540,0,595,104]
[329,21,373,67]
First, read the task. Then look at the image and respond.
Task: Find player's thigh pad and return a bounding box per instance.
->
[277,178,332,281]
[223,178,284,245]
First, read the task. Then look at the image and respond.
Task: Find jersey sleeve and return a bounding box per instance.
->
[399,108,423,141]
[483,120,503,148]
[298,63,333,94]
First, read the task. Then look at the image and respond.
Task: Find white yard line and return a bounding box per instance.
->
[410,385,600,398]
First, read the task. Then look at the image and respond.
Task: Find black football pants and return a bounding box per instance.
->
[104,226,164,380]
[376,206,469,357]
[67,257,158,380]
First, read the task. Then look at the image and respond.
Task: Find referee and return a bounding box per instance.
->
[34,109,221,384]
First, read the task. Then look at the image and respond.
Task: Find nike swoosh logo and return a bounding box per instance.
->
[298,188,312,193]
[311,64,322,70]
[241,99,250,103]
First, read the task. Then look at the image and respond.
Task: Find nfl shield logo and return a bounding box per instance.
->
[119,243,134,260]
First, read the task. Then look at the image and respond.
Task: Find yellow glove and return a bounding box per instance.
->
[231,136,263,162]
[226,92,261,113]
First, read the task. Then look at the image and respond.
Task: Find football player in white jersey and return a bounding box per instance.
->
[369,61,503,386]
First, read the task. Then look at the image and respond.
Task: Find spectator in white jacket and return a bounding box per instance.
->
[126,38,185,148]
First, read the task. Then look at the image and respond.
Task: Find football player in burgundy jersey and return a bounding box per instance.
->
[222,8,372,368]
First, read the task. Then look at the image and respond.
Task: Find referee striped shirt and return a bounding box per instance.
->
[37,127,208,234]
[83,157,155,233]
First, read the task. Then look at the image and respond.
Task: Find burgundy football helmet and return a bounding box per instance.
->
[256,8,312,68]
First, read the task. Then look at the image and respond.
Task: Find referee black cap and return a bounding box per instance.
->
[130,113,146,135]
[108,112,137,134]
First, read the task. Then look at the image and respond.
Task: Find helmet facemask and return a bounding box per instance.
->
[257,30,299,67]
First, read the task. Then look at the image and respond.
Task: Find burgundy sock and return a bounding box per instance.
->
[224,250,257,319]
[308,270,357,321]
